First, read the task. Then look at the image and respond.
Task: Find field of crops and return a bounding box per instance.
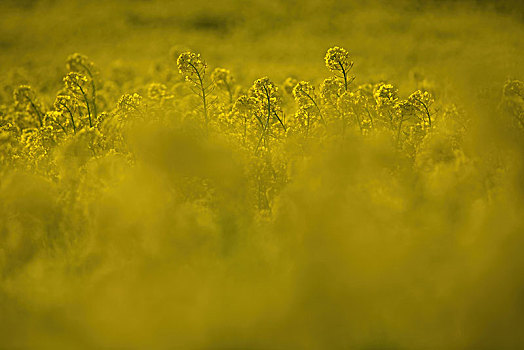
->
[1,0,524,348]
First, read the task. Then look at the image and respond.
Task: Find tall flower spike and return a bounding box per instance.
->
[250,77,279,104]
[66,53,98,121]
[325,46,354,91]
[408,90,434,127]
[64,72,93,127]
[13,85,36,105]
[177,51,209,128]
[13,85,44,127]
[54,94,77,133]
[249,77,285,151]
[293,81,326,126]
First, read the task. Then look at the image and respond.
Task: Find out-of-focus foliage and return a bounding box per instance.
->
[0,0,523,349]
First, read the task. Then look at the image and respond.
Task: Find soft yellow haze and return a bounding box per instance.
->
[0,0,523,349]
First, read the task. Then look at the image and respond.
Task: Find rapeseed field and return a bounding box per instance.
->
[1,0,523,348]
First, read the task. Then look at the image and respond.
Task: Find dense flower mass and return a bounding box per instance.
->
[0,42,523,350]
[2,46,521,178]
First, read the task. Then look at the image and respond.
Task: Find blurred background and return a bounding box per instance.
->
[1,0,523,92]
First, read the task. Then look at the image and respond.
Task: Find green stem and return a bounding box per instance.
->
[81,64,98,122]
[304,91,327,127]
[55,118,68,134]
[243,114,247,145]
[365,107,374,129]
[75,83,92,127]
[60,102,76,133]
[414,98,432,127]
[273,111,286,131]
[263,84,272,147]
[338,62,348,91]
[188,62,208,129]
[27,97,44,127]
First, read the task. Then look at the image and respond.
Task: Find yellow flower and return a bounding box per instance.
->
[211,68,234,90]
[337,91,356,112]
[282,77,298,95]
[293,81,315,107]
[250,77,279,102]
[373,83,398,108]
[325,46,352,72]
[233,95,258,114]
[13,85,36,105]
[147,83,168,102]
[325,46,354,90]
[177,52,207,78]
[320,77,343,104]
[13,85,44,127]
[118,93,142,113]
[54,94,72,111]
[66,53,96,75]
[64,72,88,93]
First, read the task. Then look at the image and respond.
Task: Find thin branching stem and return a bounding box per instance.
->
[75,83,92,128]
[188,61,208,129]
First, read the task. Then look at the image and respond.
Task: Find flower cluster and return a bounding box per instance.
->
[13,85,44,127]
[64,72,88,93]
[118,93,142,113]
[0,46,471,213]
[177,52,207,80]
[66,53,96,73]
[293,81,316,109]
[325,46,352,72]
[324,46,354,90]
[234,95,258,115]
[249,77,282,113]
[211,68,234,90]
[282,77,298,95]
[373,83,398,108]
[147,83,168,102]
[13,85,36,106]
[320,77,344,105]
